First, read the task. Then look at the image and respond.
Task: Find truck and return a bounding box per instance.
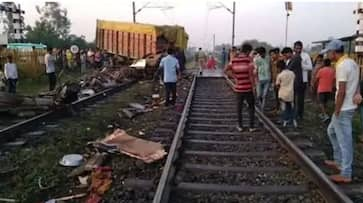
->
[95,19,188,59]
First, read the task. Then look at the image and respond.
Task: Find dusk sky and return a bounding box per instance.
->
[18,0,358,49]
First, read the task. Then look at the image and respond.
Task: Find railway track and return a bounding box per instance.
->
[0,80,135,143]
[153,77,352,203]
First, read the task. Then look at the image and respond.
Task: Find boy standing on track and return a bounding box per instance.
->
[323,39,361,183]
[312,58,335,122]
[275,60,297,128]
[224,43,256,132]
[158,48,181,107]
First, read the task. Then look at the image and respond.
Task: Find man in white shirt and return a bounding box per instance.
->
[4,55,18,93]
[158,48,181,106]
[322,39,360,183]
[45,48,56,91]
[293,41,313,119]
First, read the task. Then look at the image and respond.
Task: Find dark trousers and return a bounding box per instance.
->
[7,79,17,93]
[281,101,295,122]
[294,83,306,119]
[48,72,57,91]
[236,91,255,128]
[165,82,176,106]
[274,86,280,110]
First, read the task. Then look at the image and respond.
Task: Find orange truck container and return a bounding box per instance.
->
[96,19,188,59]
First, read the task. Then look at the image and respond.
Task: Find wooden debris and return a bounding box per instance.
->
[17,111,36,118]
[45,193,87,202]
[101,129,167,163]
[68,153,107,178]
[128,102,145,111]
[0,198,16,202]
[85,153,107,171]
[121,108,135,119]
[3,140,26,147]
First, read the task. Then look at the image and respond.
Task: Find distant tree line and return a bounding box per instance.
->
[25,2,95,49]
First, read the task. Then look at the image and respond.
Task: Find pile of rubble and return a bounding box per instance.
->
[0,66,136,119]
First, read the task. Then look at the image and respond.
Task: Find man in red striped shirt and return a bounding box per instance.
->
[224,43,256,132]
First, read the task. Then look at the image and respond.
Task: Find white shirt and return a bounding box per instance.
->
[159,55,180,83]
[336,58,359,111]
[300,52,313,83]
[45,53,56,73]
[4,63,18,79]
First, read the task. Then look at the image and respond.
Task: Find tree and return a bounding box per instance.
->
[242,39,274,51]
[25,2,94,50]
[35,2,71,39]
[25,21,62,48]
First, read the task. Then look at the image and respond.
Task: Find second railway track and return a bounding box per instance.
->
[0,80,135,143]
[153,76,352,203]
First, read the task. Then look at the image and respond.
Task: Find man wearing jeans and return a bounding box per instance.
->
[254,47,270,111]
[159,48,180,107]
[323,39,360,183]
[224,43,256,132]
[45,48,57,91]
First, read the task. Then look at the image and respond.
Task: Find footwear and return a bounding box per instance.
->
[318,113,324,119]
[324,160,341,172]
[322,115,330,123]
[329,174,351,184]
[293,120,298,128]
[249,128,257,132]
[282,121,288,127]
[236,126,243,132]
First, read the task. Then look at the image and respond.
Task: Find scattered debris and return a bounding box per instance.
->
[3,140,26,147]
[84,153,107,170]
[121,108,135,119]
[152,94,161,106]
[78,176,89,186]
[0,198,16,203]
[99,129,167,163]
[59,154,84,167]
[80,89,96,97]
[24,130,47,137]
[138,131,145,136]
[128,102,145,111]
[45,193,87,203]
[16,111,36,118]
[84,167,112,203]
[85,193,102,203]
[90,166,112,195]
[68,153,107,178]
[38,177,56,190]
[44,124,59,129]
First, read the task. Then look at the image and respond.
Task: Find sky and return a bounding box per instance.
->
[16,0,358,50]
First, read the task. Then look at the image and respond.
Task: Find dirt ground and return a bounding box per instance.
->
[0,74,193,202]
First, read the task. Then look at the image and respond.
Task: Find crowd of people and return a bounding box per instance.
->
[0,47,114,94]
[223,39,362,184]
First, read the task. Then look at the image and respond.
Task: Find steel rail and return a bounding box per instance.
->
[224,76,352,203]
[153,75,196,203]
[0,80,135,142]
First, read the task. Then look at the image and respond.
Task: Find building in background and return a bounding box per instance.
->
[0,2,25,44]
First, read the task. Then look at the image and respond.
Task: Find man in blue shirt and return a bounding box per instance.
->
[158,48,181,106]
